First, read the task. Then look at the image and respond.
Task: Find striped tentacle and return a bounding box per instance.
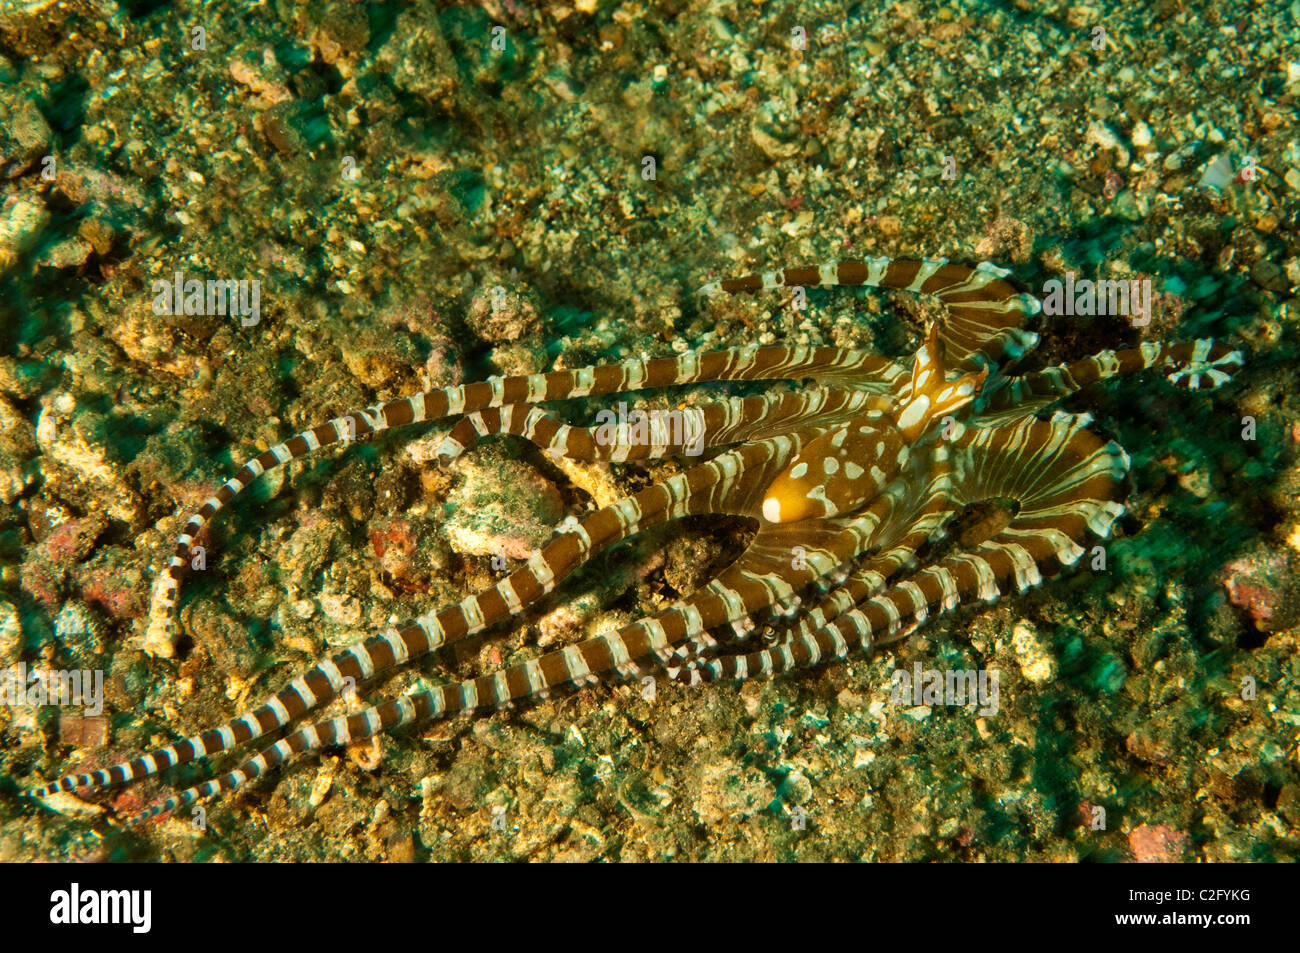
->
[702,256,1041,374]
[858,416,1127,643]
[144,403,404,658]
[657,520,867,675]
[128,690,435,825]
[410,433,829,665]
[1163,339,1245,390]
[686,547,977,684]
[29,660,359,800]
[977,339,1244,422]
[679,492,1015,683]
[688,543,989,683]
[434,388,893,467]
[666,545,922,681]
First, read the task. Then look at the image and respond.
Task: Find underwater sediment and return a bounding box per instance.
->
[0,0,1298,862]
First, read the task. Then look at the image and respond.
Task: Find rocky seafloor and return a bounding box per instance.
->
[1,0,1298,862]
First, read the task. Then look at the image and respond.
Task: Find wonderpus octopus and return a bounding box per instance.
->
[29,256,1243,826]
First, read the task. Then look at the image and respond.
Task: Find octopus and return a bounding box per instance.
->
[29,256,1243,826]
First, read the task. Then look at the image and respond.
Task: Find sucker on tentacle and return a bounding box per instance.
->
[28,255,1242,826]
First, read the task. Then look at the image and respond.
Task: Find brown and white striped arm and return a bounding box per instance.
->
[434,388,896,466]
[702,256,1042,374]
[976,338,1244,423]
